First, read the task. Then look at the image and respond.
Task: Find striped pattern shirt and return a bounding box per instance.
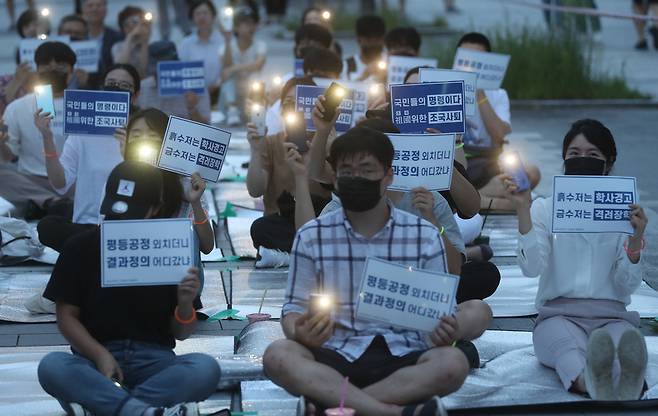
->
[283,205,447,362]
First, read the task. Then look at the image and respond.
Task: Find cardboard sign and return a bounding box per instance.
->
[294,58,305,77]
[64,90,130,136]
[157,116,231,183]
[387,56,438,86]
[452,48,510,90]
[70,40,100,73]
[314,78,369,127]
[295,85,354,133]
[101,218,195,287]
[390,81,465,134]
[19,36,70,69]
[356,257,459,332]
[388,134,455,192]
[157,61,206,96]
[419,68,477,117]
[551,176,637,234]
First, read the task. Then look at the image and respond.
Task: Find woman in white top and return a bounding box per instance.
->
[504,119,649,401]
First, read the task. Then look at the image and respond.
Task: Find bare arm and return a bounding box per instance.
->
[34,110,66,189]
[245,123,268,198]
[449,168,480,218]
[307,96,339,184]
[284,143,315,230]
[477,90,511,147]
[170,269,201,340]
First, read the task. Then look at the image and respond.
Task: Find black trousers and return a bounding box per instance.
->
[457,260,501,304]
[37,215,97,253]
[250,214,296,253]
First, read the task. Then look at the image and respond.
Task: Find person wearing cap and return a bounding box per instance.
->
[38,161,221,416]
[112,6,152,79]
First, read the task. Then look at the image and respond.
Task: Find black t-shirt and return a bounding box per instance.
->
[45,229,178,348]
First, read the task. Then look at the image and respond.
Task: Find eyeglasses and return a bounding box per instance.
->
[104,80,134,92]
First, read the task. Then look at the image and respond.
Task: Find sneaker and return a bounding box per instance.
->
[454,340,480,369]
[25,292,56,314]
[68,403,91,416]
[617,328,648,401]
[584,329,615,400]
[255,247,290,269]
[226,107,241,126]
[157,402,200,416]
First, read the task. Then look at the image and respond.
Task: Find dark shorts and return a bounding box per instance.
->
[310,335,425,389]
[634,0,658,6]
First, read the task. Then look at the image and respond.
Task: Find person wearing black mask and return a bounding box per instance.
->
[343,15,386,82]
[0,41,75,218]
[503,119,649,401]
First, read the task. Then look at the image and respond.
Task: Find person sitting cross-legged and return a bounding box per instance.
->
[263,127,492,416]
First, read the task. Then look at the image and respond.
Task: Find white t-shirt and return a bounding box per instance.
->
[3,93,65,177]
[56,134,123,224]
[178,30,224,87]
[463,89,511,150]
[219,37,266,83]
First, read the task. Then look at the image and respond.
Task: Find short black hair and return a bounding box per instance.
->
[281,76,317,103]
[35,41,77,67]
[403,65,433,83]
[329,126,394,171]
[58,14,89,35]
[17,9,41,38]
[301,7,322,25]
[385,27,421,53]
[562,119,617,165]
[356,15,386,38]
[356,117,399,134]
[118,6,144,31]
[295,24,333,49]
[103,63,142,93]
[457,32,492,52]
[234,5,259,25]
[303,47,343,77]
[188,0,217,20]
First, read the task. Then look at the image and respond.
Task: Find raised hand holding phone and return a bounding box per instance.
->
[284,111,309,154]
[35,84,55,118]
[321,82,346,121]
[500,151,530,193]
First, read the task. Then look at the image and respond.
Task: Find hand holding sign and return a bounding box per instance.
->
[177,267,201,307]
[186,173,206,204]
[411,187,436,224]
[429,314,460,347]
[628,204,648,240]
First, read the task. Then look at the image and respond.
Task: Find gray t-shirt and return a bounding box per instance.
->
[320,191,466,254]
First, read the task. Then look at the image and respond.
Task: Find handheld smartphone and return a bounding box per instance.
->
[220,7,234,32]
[501,151,530,193]
[309,294,331,317]
[34,84,55,118]
[284,111,308,154]
[322,82,346,121]
[250,103,266,137]
[249,81,266,104]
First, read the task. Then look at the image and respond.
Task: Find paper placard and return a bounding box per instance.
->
[387,56,438,86]
[452,48,510,90]
[19,36,70,69]
[294,58,305,77]
[70,40,100,73]
[419,68,477,117]
[64,90,130,135]
[295,85,354,133]
[157,61,206,96]
[551,176,637,234]
[388,134,455,192]
[101,218,195,287]
[356,257,459,332]
[157,116,231,183]
[390,81,465,134]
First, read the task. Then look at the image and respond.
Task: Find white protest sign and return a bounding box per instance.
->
[19,36,71,69]
[419,68,477,116]
[70,40,101,73]
[388,134,455,192]
[157,116,231,183]
[356,257,459,332]
[101,218,195,287]
[315,77,369,126]
[387,56,438,86]
[551,176,637,234]
[452,48,510,90]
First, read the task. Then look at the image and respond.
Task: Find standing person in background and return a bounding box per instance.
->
[632,0,658,50]
[4,0,35,31]
[301,7,342,58]
[58,15,92,89]
[112,6,152,79]
[179,0,225,106]
[157,0,192,41]
[385,26,421,57]
[81,0,124,89]
[343,15,386,82]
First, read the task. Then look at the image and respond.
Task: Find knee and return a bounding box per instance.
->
[38,352,73,391]
[182,353,221,396]
[263,339,297,378]
[427,348,469,390]
[461,299,493,331]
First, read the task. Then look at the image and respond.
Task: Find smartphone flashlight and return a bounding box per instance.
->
[369,83,381,96]
[224,7,234,17]
[38,34,48,40]
[272,75,283,87]
[285,112,299,125]
[144,12,153,21]
[377,60,387,70]
[501,151,530,193]
[41,8,50,17]
[321,82,346,121]
[321,10,331,20]
[309,294,332,316]
[137,144,158,164]
[285,111,308,153]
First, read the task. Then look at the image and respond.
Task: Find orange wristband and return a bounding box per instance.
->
[44,151,58,159]
[189,209,209,225]
[175,306,197,324]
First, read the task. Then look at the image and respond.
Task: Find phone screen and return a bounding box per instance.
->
[309,294,331,317]
[502,151,530,193]
[35,84,55,117]
[250,103,266,136]
[284,111,308,153]
[322,82,346,121]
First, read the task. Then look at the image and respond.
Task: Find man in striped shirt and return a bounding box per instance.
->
[264,127,492,416]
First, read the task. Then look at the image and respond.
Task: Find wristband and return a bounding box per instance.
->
[624,237,646,256]
[175,306,197,324]
[189,209,209,225]
[478,97,488,106]
[455,142,465,149]
[439,226,445,236]
[44,151,58,159]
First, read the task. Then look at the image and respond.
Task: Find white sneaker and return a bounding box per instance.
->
[617,328,647,401]
[160,402,200,416]
[255,247,290,269]
[584,328,615,400]
[226,106,241,126]
[25,293,56,314]
[211,110,226,125]
[295,395,306,416]
[69,403,91,416]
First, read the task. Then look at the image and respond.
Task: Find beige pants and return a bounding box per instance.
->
[0,164,60,215]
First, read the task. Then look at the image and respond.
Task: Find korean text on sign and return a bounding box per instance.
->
[70,40,101,73]
[387,56,438,86]
[419,68,477,117]
[64,90,130,136]
[452,48,511,90]
[157,61,206,96]
[356,257,460,332]
[390,81,465,134]
[551,175,637,234]
[295,85,354,133]
[388,134,455,192]
[157,116,231,183]
[101,218,195,287]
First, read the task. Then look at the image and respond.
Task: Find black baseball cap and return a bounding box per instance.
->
[100,161,163,220]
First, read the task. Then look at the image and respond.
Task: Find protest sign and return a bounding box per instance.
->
[388,134,455,192]
[419,68,477,117]
[157,61,206,96]
[387,56,437,86]
[315,78,369,127]
[101,218,194,287]
[70,40,100,73]
[390,81,465,134]
[157,116,231,183]
[356,257,459,332]
[19,36,70,69]
[551,176,637,234]
[294,58,305,77]
[295,85,354,133]
[452,48,510,90]
[64,90,130,136]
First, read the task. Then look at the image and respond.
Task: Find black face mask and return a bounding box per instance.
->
[336,176,383,212]
[360,44,383,62]
[39,70,69,93]
[564,157,606,176]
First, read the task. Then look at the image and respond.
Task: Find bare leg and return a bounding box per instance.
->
[632,2,648,42]
[7,0,15,26]
[454,299,492,341]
